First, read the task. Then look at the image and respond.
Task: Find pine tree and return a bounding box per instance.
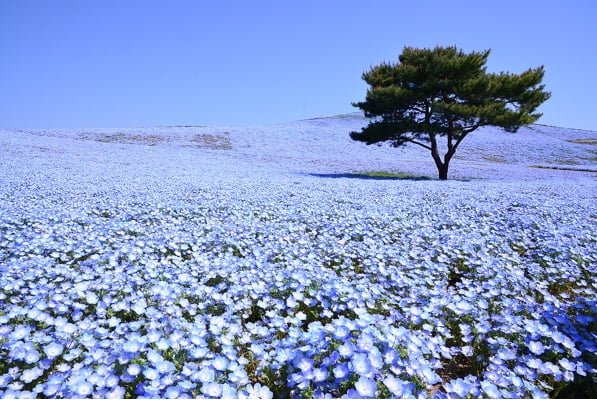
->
[350,46,551,180]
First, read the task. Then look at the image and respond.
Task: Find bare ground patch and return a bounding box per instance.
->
[79,132,168,146]
[530,165,597,173]
[191,133,232,150]
[567,138,597,145]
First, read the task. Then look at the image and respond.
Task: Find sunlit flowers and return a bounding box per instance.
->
[1,122,595,398]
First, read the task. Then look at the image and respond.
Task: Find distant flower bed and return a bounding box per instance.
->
[1,177,596,398]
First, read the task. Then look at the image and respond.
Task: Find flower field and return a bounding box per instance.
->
[1,116,596,398]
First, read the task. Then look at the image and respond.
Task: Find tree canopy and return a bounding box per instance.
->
[350,46,551,179]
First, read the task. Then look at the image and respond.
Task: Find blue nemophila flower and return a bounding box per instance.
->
[73,380,94,397]
[351,353,372,376]
[200,382,222,397]
[212,356,229,371]
[219,383,237,398]
[274,347,294,364]
[177,380,195,391]
[0,374,14,387]
[23,347,40,364]
[451,300,474,314]
[538,361,561,377]
[155,337,171,350]
[293,355,314,372]
[368,347,383,369]
[85,291,99,305]
[480,380,502,398]
[551,331,579,354]
[60,322,78,335]
[189,346,209,360]
[383,348,400,365]
[88,372,106,388]
[384,375,415,397]
[20,367,43,384]
[195,366,215,383]
[444,378,473,398]
[9,326,30,341]
[164,385,183,398]
[289,372,311,391]
[312,389,333,399]
[243,383,273,399]
[558,357,577,374]
[42,383,61,397]
[8,342,27,362]
[354,376,376,398]
[332,325,351,340]
[338,341,355,358]
[527,340,545,355]
[143,367,160,381]
[127,363,142,376]
[495,347,517,362]
[419,364,441,384]
[526,357,543,370]
[145,349,163,364]
[105,374,120,388]
[145,329,162,343]
[157,360,176,375]
[312,367,329,382]
[228,367,249,386]
[0,324,12,338]
[333,363,350,379]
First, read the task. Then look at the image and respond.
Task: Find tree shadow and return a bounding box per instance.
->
[307,173,433,181]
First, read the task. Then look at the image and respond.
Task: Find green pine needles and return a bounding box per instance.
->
[351,46,551,180]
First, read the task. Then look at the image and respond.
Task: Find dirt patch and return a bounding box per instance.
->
[80,132,167,146]
[429,354,474,397]
[567,139,597,145]
[530,165,597,173]
[481,155,507,163]
[191,133,232,150]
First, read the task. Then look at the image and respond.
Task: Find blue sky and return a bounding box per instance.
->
[1,0,596,130]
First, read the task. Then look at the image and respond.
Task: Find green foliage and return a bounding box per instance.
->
[353,170,432,180]
[377,380,393,398]
[204,274,229,288]
[447,257,470,287]
[351,45,551,179]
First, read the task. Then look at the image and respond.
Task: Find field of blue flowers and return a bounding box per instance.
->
[1,116,596,398]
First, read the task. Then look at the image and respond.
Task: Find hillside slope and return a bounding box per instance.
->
[0,116,596,399]
[1,114,596,183]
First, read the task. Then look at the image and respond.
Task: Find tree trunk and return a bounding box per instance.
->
[431,152,450,180]
[429,133,451,180]
[438,163,449,180]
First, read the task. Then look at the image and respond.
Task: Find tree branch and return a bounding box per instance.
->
[451,123,479,152]
[429,133,439,155]
[410,105,427,114]
[453,130,471,151]
[406,138,432,151]
[446,120,455,154]
[462,124,480,134]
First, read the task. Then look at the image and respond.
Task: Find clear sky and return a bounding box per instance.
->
[1,0,596,130]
